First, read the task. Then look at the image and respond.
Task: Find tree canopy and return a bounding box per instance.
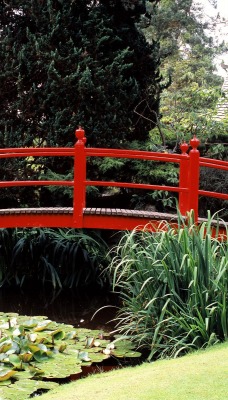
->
[0,0,161,149]
[145,0,226,148]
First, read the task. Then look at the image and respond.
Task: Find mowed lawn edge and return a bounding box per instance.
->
[39,341,228,400]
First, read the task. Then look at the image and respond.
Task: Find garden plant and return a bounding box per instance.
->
[109,212,228,360]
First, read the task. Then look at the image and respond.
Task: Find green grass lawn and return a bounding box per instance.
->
[38,342,228,400]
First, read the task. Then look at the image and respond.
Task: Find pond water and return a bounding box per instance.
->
[0,285,119,332]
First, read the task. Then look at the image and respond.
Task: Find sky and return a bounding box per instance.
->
[203,0,228,17]
[214,0,228,18]
[197,0,228,76]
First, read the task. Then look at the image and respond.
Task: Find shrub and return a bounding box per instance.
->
[109,212,228,360]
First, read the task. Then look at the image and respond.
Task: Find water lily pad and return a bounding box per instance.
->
[0,312,141,398]
[8,354,22,368]
[0,378,58,400]
[0,353,8,362]
[111,349,142,358]
[0,369,17,381]
[65,330,77,340]
[13,370,32,380]
[0,379,11,386]
[86,352,109,363]
[85,337,94,348]
[34,320,52,332]
[51,328,65,341]
[28,365,45,376]
[58,343,67,353]
[37,353,83,378]
[0,342,12,354]
[19,352,33,363]
[78,351,91,362]
[27,333,37,342]
[12,327,22,336]
[33,350,51,362]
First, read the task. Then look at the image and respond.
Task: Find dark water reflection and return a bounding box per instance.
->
[0,285,119,332]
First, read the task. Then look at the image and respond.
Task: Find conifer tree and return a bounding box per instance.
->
[0,0,160,150]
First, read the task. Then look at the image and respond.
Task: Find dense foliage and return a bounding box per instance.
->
[109,213,228,359]
[0,0,160,148]
[0,228,109,289]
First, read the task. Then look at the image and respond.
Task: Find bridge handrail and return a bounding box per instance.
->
[86,148,183,162]
[0,127,228,226]
[0,148,74,157]
[85,180,188,193]
[199,158,228,170]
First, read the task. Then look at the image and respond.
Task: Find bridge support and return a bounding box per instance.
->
[179,142,189,216]
[187,136,200,222]
[73,127,86,227]
[179,137,200,222]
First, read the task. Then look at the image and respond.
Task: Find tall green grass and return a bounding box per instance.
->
[109,212,228,360]
[0,228,109,289]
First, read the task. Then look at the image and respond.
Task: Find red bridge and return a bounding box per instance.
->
[0,127,227,231]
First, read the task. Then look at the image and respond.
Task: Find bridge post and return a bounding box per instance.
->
[187,136,200,222]
[73,127,86,227]
[179,142,189,216]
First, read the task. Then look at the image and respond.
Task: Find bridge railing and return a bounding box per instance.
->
[0,127,228,227]
[74,128,228,224]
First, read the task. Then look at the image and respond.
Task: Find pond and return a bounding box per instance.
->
[0,285,119,332]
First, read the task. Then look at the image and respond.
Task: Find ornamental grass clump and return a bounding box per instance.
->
[109,212,228,360]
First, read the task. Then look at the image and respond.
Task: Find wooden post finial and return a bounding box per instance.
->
[180,142,189,155]
[190,135,200,151]
[75,126,86,142]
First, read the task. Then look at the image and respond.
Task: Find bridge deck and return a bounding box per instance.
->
[0,207,176,230]
[0,208,227,232]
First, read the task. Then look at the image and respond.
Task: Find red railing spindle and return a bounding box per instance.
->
[179,142,189,216]
[73,127,86,227]
[187,136,200,222]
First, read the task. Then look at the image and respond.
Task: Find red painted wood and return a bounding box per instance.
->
[200,158,228,167]
[85,180,187,192]
[0,181,73,188]
[82,214,174,231]
[179,142,190,215]
[187,136,200,221]
[73,127,86,226]
[0,213,74,228]
[0,148,74,158]
[86,147,183,163]
[198,190,228,200]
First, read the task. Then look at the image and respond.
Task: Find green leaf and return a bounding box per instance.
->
[0,369,17,381]
[34,321,52,332]
[78,351,91,362]
[51,329,65,341]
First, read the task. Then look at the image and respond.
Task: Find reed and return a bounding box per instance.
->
[109,212,228,360]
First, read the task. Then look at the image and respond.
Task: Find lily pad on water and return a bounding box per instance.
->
[0,312,141,399]
[0,379,58,400]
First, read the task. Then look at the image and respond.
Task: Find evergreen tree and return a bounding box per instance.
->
[0,0,160,149]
